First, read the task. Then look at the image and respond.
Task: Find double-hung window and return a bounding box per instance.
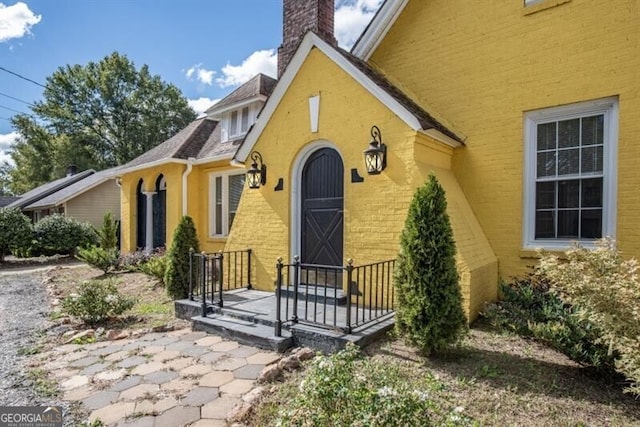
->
[523,97,618,249]
[227,107,251,140]
[210,172,245,237]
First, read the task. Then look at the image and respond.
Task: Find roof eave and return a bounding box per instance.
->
[351,0,409,60]
[116,158,189,177]
[206,95,268,118]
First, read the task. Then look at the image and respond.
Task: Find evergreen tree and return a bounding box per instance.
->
[165,216,200,299]
[394,174,467,354]
[97,212,118,250]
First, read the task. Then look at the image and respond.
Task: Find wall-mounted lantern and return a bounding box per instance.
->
[247,151,267,189]
[363,125,387,175]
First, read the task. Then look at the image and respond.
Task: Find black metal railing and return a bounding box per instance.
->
[189,249,252,316]
[274,257,395,336]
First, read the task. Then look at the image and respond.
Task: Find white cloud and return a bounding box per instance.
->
[185,64,215,85]
[335,0,383,49]
[216,49,277,88]
[0,131,17,165]
[0,2,41,43]
[188,97,220,115]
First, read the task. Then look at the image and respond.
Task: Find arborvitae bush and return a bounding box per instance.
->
[394,174,467,354]
[98,212,118,250]
[165,215,200,299]
[0,207,33,261]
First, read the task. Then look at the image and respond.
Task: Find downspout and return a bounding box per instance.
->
[182,158,195,216]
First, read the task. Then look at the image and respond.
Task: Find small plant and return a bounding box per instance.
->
[27,369,59,398]
[394,174,467,355]
[138,254,168,284]
[117,250,153,271]
[62,278,136,325]
[76,246,119,273]
[165,216,200,299]
[0,207,33,261]
[277,343,472,426]
[97,212,118,250]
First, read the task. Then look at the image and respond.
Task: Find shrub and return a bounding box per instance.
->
[76,246,119,274]
[536,239,640,395]
[394,174,467,355]
[0,207,33,261]
[34,214,97,255]
[139,255,168,284]
[117,250,153,271]
[484,278,615,370]
[277,343,472,426]
[165,216,200,299]
[62,278,136,324]
[97,212,118,250]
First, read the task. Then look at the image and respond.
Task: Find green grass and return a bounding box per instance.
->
[27,368,59,398]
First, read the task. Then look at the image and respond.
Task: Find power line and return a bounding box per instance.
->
[0,91,33,106]
[0,105,29,115]
[0,66,46,88]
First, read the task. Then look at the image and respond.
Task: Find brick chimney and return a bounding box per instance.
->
[278,0,337,78]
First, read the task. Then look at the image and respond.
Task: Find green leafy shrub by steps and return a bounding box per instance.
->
[139,254,168,284]
[277,343,473,426]
[34,214,97,255]
[97,212,118,250]
[165,216,200,299]
[0,207,33,261]
[76,246,118,274]
[394,174,467,355]
[483,278,615,371]
[536,239,640,395]
[62,278,136,325]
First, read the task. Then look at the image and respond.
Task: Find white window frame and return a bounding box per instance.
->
[209,171,245,237]
[523,97,618,250]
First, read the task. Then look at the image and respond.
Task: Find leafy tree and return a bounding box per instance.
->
[34,214,97,255]
[165,216,200,299]
[0,207,33,261]
[394,174,467,354]
[7,52,196,193]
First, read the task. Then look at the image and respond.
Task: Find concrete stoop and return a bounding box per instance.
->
[175,293,394,353]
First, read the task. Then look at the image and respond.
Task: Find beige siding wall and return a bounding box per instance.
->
[66,180,121,228]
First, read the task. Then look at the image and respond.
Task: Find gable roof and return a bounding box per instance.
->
[7,169,95,209]
[117,117,218,173]
[351,0,408,60]
[24,167,121,210]
[206,73,277,116]
[235,31,462,163]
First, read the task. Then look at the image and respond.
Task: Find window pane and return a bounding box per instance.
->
[581,146,603,174]
[536,181,555,209]
[557,210,579,238]
[558,180,579,208]
[230,111,238,136]
[581,209,602,238]
[558,118,580,148]
[581,115,603,146]
[535,211,555,238]
[558,148,579,175]
[581,178,603,208]
[537,122,556,150]
[228,174,245,229]
[240,107,249,133]
[215,176,222,234]
[537,151,556,177]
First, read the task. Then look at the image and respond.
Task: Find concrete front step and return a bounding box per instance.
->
[191,315,293,353]
[279,284,347,306]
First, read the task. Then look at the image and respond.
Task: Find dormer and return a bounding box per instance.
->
[205,73,277,143]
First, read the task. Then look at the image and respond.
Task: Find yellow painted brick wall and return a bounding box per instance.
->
[370,0,640,279]
[119,163,185,252]
[225,47,497,319]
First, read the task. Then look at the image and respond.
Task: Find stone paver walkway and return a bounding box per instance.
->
[35,328,282,426]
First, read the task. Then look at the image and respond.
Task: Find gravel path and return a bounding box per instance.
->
[0,271,79,424]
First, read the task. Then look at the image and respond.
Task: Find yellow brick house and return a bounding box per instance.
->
[120,0,639,322]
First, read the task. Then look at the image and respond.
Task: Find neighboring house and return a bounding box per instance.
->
[120,0,640,320]
[8,168,121,228]
[117,73,276,252]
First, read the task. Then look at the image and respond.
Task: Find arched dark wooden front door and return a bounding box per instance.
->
[153,175,166,248]
[136,180,146,249]
[301,148,344,268]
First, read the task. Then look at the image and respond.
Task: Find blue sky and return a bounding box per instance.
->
[0,0,383,164]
